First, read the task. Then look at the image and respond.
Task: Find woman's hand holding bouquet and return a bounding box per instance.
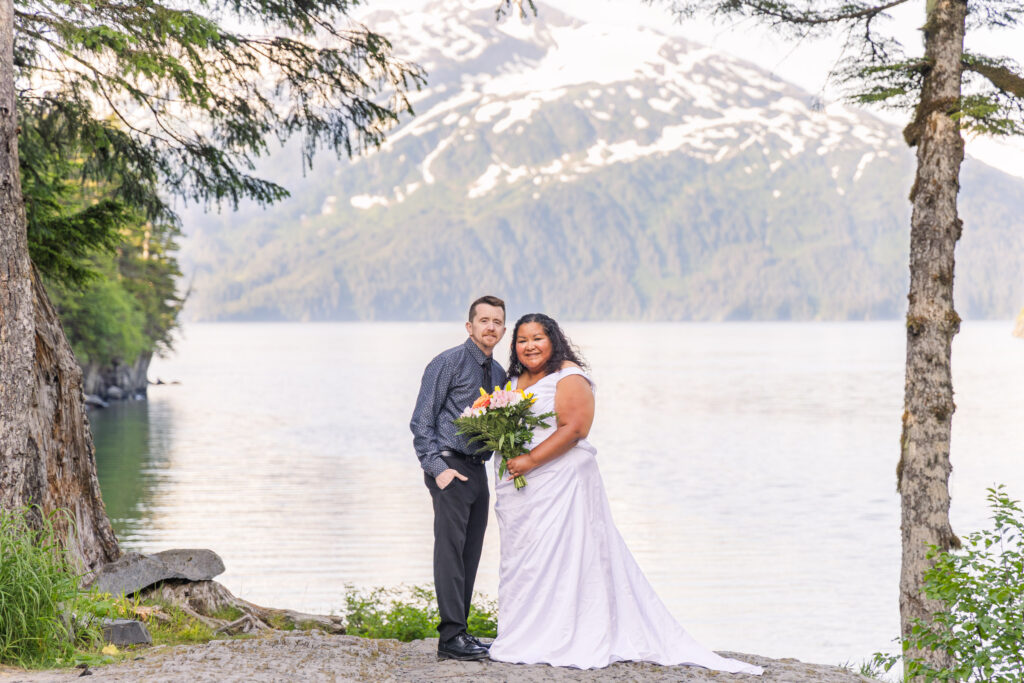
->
[454,382,554,490]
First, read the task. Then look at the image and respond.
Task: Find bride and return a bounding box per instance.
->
[487,313,763,675]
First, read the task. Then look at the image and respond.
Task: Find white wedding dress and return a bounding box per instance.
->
[488,367,763,674]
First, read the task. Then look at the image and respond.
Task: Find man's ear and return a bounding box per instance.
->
[465,320,473,335]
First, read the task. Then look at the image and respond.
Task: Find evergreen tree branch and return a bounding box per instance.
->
[14,0,426,209]
[689,0,913,27]
[966,0,1024,30]
[962,58,1024,99]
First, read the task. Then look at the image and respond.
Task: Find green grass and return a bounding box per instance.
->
[210,605,245,622]
[0,507,234,669]
[144,603,216,645]
[0,507,99,667]
[342,584,497,642]
[838,658,893,681]
[266,613,294,631]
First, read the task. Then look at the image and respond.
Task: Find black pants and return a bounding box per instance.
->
[424,455,489,642]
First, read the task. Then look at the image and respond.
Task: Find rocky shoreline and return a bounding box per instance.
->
[82,353,153,404]
[0,631,877,682]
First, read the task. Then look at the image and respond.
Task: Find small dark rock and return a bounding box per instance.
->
[102,618,152,646]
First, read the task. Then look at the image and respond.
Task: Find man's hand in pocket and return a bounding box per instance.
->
[435,468,469,490]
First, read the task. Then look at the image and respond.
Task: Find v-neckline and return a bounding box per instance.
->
[515,369,560,393]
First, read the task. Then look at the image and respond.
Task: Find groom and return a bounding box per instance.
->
[411,295,507,661]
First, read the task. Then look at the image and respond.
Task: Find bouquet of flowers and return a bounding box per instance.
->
[454,382,555,490]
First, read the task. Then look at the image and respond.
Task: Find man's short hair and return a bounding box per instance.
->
[468,295,506,322]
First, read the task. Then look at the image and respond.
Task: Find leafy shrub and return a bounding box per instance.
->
[0,508,83,667]
[875,486,1024,681]
[342,585,498,641]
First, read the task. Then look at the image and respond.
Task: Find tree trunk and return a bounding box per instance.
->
[897,0,967,674]
[0,3,119,573]
[1,0,37,527]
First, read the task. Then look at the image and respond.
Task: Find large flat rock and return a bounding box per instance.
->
[86,549,225,596]
[153,549,225,582]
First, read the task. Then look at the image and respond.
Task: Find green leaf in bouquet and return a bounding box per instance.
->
[498,459,507,478]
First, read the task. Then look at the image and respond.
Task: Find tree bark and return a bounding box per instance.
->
[0,2,119,573]
[898,0,967,674]
[1,0,37,526]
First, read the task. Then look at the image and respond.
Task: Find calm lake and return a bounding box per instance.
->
[89,321,1024,668]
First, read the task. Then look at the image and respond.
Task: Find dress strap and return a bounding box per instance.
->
[557,366,595,392]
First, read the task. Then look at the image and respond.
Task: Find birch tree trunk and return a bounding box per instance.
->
[898,0,967,672]
[0,2,119,572]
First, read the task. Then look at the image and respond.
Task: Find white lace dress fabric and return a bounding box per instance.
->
[488,367,763,675]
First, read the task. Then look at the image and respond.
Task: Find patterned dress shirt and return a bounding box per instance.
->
[411,338,508,478]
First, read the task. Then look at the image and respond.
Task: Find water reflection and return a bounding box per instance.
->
[90,401,164,540]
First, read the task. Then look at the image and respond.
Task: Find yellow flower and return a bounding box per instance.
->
[479,387,488,397]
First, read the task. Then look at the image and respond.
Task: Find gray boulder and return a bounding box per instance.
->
[102,619,152,646]
[153,549,225,582]
[105,385,124,400]
[87,549,225,596]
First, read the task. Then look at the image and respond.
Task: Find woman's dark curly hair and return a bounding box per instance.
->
[507,313,588,377]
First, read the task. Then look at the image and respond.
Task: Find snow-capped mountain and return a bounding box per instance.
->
[179,1,1024,321]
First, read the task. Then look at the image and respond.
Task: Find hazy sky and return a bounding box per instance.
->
[368,0,1024,178]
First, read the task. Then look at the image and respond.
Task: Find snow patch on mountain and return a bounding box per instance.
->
[354,1,904,201]
[351,194,389,209]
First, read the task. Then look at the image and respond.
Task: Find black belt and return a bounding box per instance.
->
[440,449,488,465]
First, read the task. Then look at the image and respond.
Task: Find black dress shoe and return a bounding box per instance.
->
[467,634,491,650]
[437,632,489,661]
